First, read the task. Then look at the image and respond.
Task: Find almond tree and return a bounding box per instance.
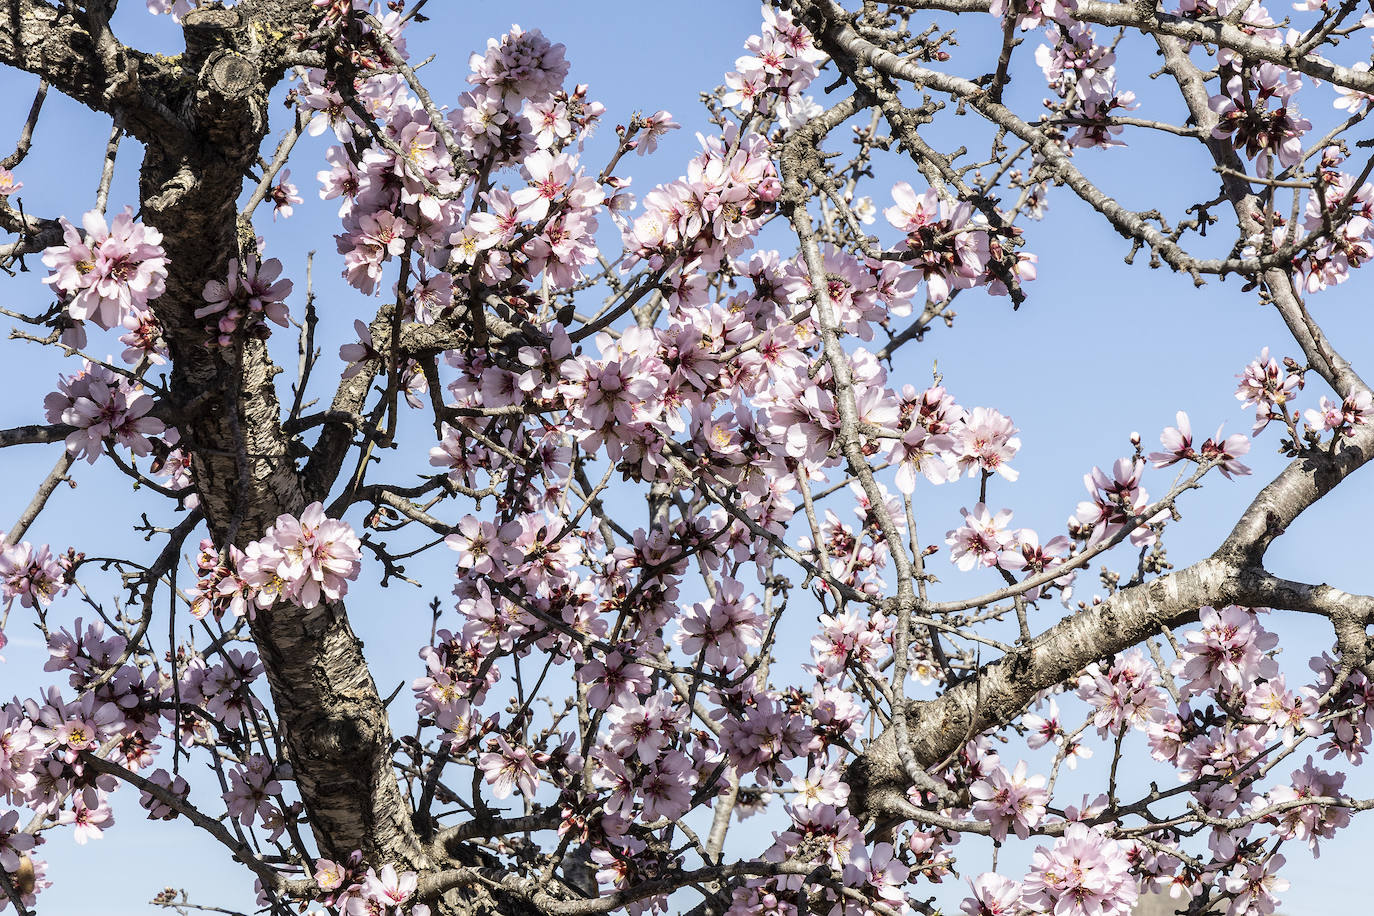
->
[0,2,1372,916]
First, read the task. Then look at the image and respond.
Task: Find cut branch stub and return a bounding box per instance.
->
[194,49,266,150]
[205,50,258,99]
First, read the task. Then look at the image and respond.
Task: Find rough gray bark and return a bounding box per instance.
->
[0,0,429,879]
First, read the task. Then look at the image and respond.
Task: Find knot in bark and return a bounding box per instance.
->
[303,713,370,760]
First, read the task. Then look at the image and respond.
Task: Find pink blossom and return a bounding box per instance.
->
[952,407,1022,481]
[675,576,764,668]
[638,750,692,821]
[1148,413,1250,479]
[118,312,168,366]
[1224,855,1289,916]
[0,811,34,874]
[1266,756,1350,855]
[146,0,197,19]
[885,181,941,233]
[792,766,850,812]
[511,149,575,221]
[138,768,189,820]
[466,188,523,246]
[606,692,684,764]
[0,541,67,609]
[223,754,282,828]
[1076,649,1166,735]
[1178,605,1278,695]
[576,650,651,709]
[1148,410,1197,468]
[242,503,362,609]
[43,361,164,464]
[634,110,679,155]
[1073,458,1163,547]
[845,841,909,908]
[445,515,521,581]
[1304,390,1372,442]
[338,210,411,295]
[946,503,1015,571]
[1023,699,1063,750]
[364,864,417,907]
[42,207,168,329]
[1244,676,1320,747]
[196,257,292,347]
[809,609,890,678]
[467,25,569,103]
[970,759,1048,841]
[999,528,1073,600]
[1022,822,1139,916]
[58,787,113,844]
[961,873,1024,916]
[269,168,303,220]
[479,735,539,799]
[891,426,955,493]
[314,858,345,891]
[1235,348,1302,433]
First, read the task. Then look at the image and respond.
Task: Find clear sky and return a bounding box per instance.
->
[1,2,1372,914]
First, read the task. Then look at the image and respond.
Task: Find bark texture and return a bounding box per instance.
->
[0,0,427,875]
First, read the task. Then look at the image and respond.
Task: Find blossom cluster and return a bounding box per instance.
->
[0,616,288,909]
[959,823,1141,916]
[186,503,362,618]
[301,21,1342,903]
[1033,18,1138,150]
[722,7,828,127]
[885,184,1037,300]
[1281,148,1374,294]
[41,208,167,331]
[10,5,1374,916]
[0,537,68,611]
[948,603,1339,916]
[1209,60,1310,179]
[42,360,165,464]
[312,856,430,916]
[307,17,613,303]
[197,257,293,347]
[1018,0,1374,296]
[626,128,777,274]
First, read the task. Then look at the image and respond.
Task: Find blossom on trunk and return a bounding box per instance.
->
[242,503,362,609]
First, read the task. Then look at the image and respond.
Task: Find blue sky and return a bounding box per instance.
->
[2,1,1373,913]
